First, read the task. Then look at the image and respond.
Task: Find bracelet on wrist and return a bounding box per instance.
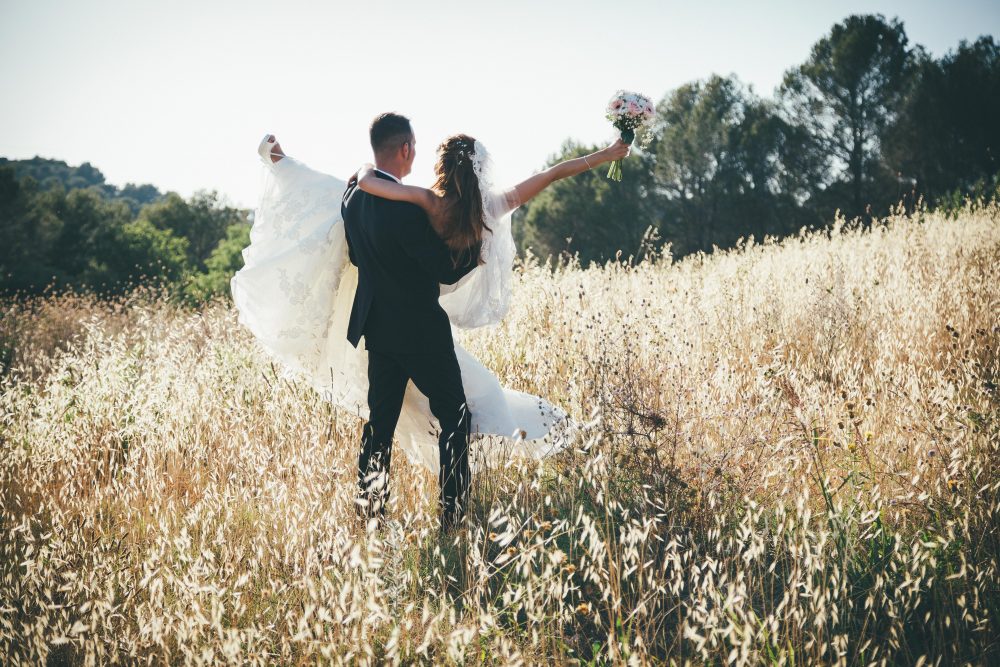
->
[583,154,593,169]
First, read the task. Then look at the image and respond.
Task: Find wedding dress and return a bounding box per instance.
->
[231,141,570,476]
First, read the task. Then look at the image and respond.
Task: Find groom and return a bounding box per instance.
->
[341,112,478,533]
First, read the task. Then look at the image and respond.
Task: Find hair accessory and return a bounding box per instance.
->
[455,139,474,164]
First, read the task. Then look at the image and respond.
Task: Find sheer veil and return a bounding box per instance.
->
[438,139,519,328]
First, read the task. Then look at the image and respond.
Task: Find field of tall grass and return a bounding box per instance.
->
[2,203,999,665]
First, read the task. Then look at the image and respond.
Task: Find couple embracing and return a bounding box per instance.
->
[233,112,630,534]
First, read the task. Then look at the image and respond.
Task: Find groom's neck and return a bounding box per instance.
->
[373,159,404,181]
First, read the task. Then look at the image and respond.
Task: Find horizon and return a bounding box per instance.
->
[1,0,997,209]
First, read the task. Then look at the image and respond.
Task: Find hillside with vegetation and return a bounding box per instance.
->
[1,202,998,664]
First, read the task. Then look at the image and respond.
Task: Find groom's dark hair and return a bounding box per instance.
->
[370,112,413,156]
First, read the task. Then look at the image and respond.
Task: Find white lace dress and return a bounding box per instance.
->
[230,152,569,475]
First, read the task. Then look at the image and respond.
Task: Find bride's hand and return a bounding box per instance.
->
[258,134,285,163]
[600,138,631,162]
[348,163,375,188]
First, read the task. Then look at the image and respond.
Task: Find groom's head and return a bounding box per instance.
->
[370,112,415,179]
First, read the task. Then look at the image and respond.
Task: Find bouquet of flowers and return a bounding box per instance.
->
[605,90,655,181]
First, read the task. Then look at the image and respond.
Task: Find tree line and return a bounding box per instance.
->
[518,15,1000,263]
[0,156,249,302]
[1,14,997,299]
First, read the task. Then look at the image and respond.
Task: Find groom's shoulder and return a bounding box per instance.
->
[382,197,431,229]
[344,188,431,234]
[341,184,361,216]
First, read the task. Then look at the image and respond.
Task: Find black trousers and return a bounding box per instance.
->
[358,345,472,530]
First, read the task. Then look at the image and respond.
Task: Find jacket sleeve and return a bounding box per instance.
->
[341,189,358,266]
[395,204,476,285]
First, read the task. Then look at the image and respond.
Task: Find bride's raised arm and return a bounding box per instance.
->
[508,138,631,211]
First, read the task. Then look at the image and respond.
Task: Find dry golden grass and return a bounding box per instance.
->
[2,203,999,665]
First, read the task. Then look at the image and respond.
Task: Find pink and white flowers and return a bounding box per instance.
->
[605,90,655,181]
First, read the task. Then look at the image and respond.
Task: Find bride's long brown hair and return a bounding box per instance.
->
[431,134,491,268]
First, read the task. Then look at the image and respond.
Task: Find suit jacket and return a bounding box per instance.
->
[341,172,477,353]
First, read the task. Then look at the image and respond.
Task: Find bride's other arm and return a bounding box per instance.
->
[258,134,285,163]
[511,139,631,206]
[351,164,437,213]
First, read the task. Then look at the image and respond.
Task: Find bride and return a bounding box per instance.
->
[231,128,629,478]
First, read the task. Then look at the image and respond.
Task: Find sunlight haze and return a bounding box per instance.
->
[1,0,997,207]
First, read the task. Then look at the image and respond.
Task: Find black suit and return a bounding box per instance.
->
[341,172,477,530]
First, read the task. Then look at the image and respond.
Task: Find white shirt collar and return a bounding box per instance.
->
[374,168,401,183]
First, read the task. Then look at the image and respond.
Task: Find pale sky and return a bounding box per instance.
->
[1,0,997,208]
